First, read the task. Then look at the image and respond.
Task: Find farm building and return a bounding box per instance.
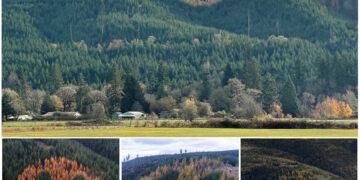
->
[17,115,33,121]
[112,111,146,120]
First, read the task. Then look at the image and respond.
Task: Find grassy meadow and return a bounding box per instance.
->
[2,119,357,137]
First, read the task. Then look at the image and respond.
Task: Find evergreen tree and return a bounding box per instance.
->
[242,58,262,90]
[2,93,15,121]
[262,73,279,112]
[107,65,123,115]
[222,64,234,86]
[41,94,55,114]
[294,57,306,93]
[49,64,64,94]
[280,75,300,117]
[76,73,91,113]
[121,74,149,113]
[156,62,168,99]
[199,72,211,101]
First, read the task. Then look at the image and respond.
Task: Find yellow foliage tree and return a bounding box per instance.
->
[51,95,64,111]
[182,97,197,121]
[338,101,353,118]
[314,97,353,118]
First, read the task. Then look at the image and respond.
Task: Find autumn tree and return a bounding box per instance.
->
[51,95,64,111]
[182,97,197,121]
[313,97,352,118]
[2,88,26,115]
[18,157,100,180]
[25,88,45,113]
[56,86,77,112]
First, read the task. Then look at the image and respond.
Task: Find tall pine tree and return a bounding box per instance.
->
[242,58,262,90]
[156,62,168,99]
[280,75,300,117]
[48,64,64,94]
[121,74,149,113]
[222,63,234,86]
[107,65,123,115]
[76,73,91,113]
[262,73,279,112]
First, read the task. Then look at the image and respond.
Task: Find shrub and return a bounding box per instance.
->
[213,110,226,118]
[269,103,284,118]
[182,98,197,121]
[197,102,213,117]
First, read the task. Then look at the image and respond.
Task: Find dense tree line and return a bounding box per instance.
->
[140,157,238,180]
[75,139,119,164]
[3,139,119,180]
[2,0,357,119]
[122,150,238,180]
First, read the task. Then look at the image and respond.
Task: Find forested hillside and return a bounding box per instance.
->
[2,0,357,119]
[242,139,357,180]
[2,139,119,180]
[122,150,238,180]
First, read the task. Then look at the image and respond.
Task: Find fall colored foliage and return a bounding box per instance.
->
[51,95,64,111]
[18,157,100,180]
[313,97,353,118]
[269,103,284,118]
[140,157,238,180]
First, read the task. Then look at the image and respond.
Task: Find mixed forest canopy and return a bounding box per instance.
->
[122,150,238,180]
[2,139,119,180]
[2,0,357,118]
[242,139,357,180]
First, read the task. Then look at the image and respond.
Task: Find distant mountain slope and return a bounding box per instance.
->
[122,150,238,180]
[2,0,357,96]
[2,139,119,180]
[241,139,357,180]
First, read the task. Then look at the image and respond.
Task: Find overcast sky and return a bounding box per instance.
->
[121,138,239,160]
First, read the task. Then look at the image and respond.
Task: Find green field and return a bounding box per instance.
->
[2,119,357,137]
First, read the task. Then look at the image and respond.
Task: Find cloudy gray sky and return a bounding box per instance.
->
[121,138,239,160]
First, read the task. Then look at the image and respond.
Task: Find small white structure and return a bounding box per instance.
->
[17,115,33,121]
[112,111,146,120]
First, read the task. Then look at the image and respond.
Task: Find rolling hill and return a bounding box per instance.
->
[241,139,357,180]
[122,150,239,180]
[2,0,357,97]
[2,139,119,180]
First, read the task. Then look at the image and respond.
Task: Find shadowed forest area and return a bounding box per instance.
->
[2,0,357,123]
[241,139,357,180]
[2,139,119,180]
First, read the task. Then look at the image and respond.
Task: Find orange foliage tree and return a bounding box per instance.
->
[18,157,100,180]
[140,157,238,180]
[313,97,353,118]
